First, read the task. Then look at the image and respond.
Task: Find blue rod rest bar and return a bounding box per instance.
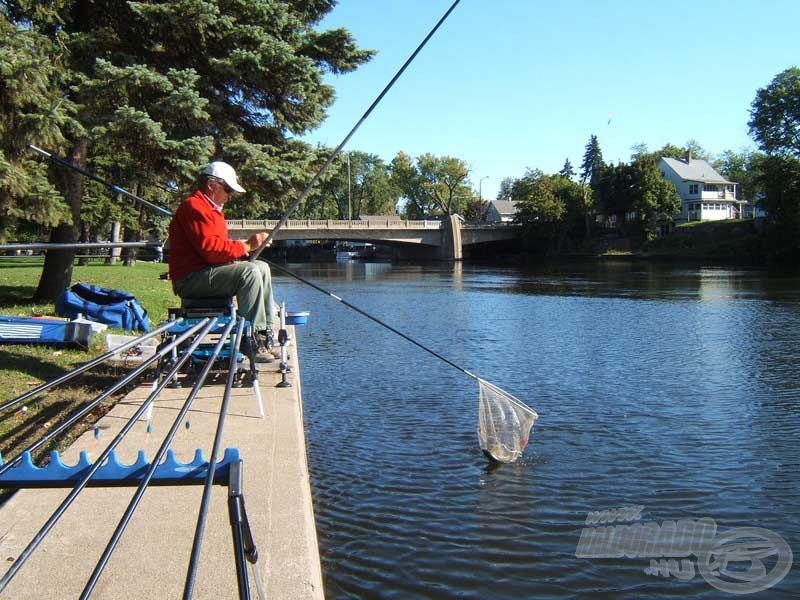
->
[0,447,240,488]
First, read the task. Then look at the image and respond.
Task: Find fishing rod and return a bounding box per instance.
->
[0,318,218,592]
[21,1,534,463]
[27,144,173,218]
[249,0,463,261]
[266,260,476,378]
[80,318,241,599]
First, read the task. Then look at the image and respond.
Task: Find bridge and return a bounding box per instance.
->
[226,215,521,260]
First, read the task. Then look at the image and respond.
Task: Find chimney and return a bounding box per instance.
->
[685,150,692,163]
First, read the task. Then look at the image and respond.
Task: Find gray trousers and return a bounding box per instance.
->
[172,260,275,331]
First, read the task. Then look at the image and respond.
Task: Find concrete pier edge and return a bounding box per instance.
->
[0,325,324,599]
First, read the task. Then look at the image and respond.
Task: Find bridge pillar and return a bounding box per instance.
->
[440,214,462,261]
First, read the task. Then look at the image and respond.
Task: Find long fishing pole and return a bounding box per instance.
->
[0,318,218,592]
[266,259,477,380]
[249,0,463,261]
[27,144,173,217]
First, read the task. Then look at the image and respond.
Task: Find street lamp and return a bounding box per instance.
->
[479,176,489,202]
[346,152,352,221]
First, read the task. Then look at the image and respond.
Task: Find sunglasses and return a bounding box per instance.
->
[214,178,233,194]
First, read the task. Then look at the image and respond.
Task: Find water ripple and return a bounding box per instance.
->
[277,262,800,599]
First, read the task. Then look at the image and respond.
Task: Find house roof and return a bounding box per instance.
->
[661,157,732,184]
[488,200,517,214]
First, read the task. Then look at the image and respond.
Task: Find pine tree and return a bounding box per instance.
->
[559,158,575,179]
[579,134,604,186]
[2,0,373,299]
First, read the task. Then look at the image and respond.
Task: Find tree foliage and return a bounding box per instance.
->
[0,17,76,239]
[1,0,373,298]
[748,67,800,266]
[749,67,800,158]
[754,154,800,264]
[509,169,583,253]
[579,134,604,186]
[595,158,680,240]
[714,150,766,202]
[391,152,472,218]
[310,151,398,219]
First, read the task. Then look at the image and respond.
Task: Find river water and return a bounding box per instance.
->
[275,260,800,599]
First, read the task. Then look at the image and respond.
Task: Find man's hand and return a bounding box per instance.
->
[244,232,270,252]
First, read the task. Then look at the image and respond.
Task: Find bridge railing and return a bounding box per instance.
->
[226,219,442,229]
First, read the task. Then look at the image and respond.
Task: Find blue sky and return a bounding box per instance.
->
[302,0,800,201]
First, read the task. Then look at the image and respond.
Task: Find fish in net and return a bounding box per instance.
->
[477,378,538,463]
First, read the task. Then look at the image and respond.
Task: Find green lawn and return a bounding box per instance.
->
[0,260,178,480]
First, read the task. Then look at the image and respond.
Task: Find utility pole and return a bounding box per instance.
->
[479,176,489,202]
[347,152,352,220]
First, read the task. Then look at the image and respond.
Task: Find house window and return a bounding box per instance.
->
[689,184,699,194]
[705,184,719,192]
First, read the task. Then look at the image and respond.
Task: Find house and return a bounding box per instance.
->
[659,152,741,222]
[486,200,518,223]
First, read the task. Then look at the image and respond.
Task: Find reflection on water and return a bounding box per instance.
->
[275,260,800,599]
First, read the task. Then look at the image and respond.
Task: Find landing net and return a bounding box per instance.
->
[477,379,538,463]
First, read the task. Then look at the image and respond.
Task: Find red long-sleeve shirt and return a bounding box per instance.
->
[168,190,248,281]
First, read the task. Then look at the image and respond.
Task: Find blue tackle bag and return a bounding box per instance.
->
[55,283,151,332]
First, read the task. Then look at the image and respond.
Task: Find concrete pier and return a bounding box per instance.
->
[0,327,324,599]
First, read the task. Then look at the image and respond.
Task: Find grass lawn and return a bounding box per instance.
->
[0,259,177,494]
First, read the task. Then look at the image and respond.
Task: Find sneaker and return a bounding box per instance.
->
[254,343,275,363]
[256,330,281,358]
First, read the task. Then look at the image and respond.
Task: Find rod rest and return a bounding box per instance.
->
[166,315,238,335]
[0,447,240,488]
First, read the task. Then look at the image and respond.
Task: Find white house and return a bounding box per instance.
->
[659,153,741,222]
[486,200,518,223]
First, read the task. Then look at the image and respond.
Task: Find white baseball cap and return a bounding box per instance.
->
[201,161,246,193]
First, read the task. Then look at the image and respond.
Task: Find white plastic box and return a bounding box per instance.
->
[105,334,158,367]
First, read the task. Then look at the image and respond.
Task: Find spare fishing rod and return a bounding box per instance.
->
[249,0,463,260]
[27,144,173,217]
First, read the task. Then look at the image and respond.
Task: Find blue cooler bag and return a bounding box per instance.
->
[56,283,150,332]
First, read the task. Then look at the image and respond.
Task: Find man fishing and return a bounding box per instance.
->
[168,161,278,361]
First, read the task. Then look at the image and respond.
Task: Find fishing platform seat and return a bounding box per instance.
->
[178,295,236,317]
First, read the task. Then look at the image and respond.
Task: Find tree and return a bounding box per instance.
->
[748,67,800,264]
[753,154,800,264]
[0,19,76,241]
[496,177,515,201]
[509,169,582,253]
[596,158,680,240]
[391,152,471,218]
[559,158,575,179]
[391,152,435,218]
[631,141,710,163]
[714,150,766,203]
[312,151,397,219]
[579,134,604,186]
[748,67,800,158]
[632,157,681,240]
[462,195,488,221]
[2,1,373,299]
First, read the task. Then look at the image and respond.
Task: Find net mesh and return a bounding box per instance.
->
[477,379,538,463]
